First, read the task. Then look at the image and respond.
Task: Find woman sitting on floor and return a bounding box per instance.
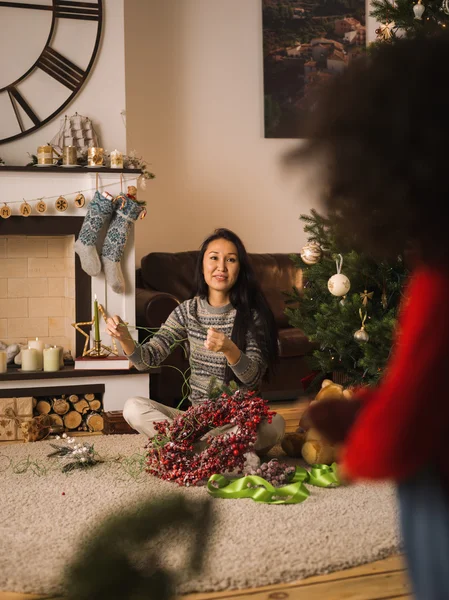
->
[106,227,285,470]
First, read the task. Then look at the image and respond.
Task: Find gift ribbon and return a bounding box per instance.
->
[207,463,340,504]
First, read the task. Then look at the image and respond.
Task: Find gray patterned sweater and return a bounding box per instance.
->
[128,296,266,404]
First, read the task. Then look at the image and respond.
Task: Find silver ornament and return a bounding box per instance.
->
[300,241,322,265]
[354,328,369,342]
[413,0,425,20]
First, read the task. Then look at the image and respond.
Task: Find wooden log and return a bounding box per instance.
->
[84,393,95,402]
[86,412,104,432]
[63,411,82,430]
[53,398,70,415]
[73,399,89,414]
[49,414,64,428]
[88,399,102,411]
[35,400,51,415]
[69,395,79,404]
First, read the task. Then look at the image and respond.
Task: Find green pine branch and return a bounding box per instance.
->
[370,0,449,39]
[287,212,409,387]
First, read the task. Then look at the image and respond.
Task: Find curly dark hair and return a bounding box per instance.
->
[284,34,449,268]
[194,228,279,383]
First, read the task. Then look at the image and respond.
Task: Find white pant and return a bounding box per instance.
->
[123,396,285,455]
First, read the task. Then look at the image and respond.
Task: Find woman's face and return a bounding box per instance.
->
[202,238,240,297]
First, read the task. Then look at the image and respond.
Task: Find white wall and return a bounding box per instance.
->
[125,0,312,264]
[0,0,126,165]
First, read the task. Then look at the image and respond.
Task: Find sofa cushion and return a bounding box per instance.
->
[278,327,312,358]
[140,251,302,327]
[141,251,198,300]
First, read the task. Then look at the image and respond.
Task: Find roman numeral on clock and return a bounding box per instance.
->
[7,87,40,132]
[54,1,101,21]
[37,47,86,92]
[0,1,101,21]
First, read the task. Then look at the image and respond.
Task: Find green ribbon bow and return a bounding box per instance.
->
[207,463,340,505]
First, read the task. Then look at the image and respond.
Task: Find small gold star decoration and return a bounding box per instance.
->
[72,303,119,357]
[360,290,374,306]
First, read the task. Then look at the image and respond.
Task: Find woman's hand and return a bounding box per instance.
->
[106,315,135,356]
[204,327,241,366]
[204,327,232,353]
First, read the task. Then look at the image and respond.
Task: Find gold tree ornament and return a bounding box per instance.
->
[300,241,322,265]
[55,196,68,212]
[360,290,374,306]
[0,203,11,219]
[20,201,32,217]
[36,199,47,214]
[74,193,85,208]
[376,21,395,40]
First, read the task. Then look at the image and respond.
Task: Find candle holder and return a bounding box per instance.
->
[72,303,119,357]
[84,339,112,358]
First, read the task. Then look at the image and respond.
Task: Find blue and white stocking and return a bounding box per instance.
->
[74,191,115,277]
[101,194,144,294]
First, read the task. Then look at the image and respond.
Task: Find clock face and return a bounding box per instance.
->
[0,0,103,144]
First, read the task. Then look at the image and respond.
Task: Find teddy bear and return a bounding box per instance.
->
[281,379,354,465]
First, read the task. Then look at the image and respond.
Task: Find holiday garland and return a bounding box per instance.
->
[146,389,275,486]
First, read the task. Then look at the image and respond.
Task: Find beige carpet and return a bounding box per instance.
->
[0,434,401,596]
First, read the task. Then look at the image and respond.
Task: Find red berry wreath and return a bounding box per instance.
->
[145,390,275,486]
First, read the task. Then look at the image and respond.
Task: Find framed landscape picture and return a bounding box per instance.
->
[263,0,366,138]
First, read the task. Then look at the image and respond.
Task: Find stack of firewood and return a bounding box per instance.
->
[33,393,104,433]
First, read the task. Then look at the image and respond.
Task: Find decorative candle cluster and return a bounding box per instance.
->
[145,389,275,487]
[21,338,63,372]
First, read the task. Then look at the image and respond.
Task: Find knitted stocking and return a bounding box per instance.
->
[101,194,144,294]
[74,191,115,276]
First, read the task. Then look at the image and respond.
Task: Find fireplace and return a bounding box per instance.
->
[0,216,90,358]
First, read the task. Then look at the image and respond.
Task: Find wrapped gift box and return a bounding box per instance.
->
[0,397,34,441]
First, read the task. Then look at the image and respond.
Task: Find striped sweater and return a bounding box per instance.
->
[128,296,266,404]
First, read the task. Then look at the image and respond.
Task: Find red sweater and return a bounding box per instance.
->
[341,267,449,489]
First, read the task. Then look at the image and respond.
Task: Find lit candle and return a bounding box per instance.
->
[43,347,60,372]
[94,294,100,342]
[21,348,39,371]
[110,149,123,169]
[27,337,44,370]
[0,350,7,373]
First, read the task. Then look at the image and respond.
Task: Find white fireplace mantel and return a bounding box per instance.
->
[0,168,140,346]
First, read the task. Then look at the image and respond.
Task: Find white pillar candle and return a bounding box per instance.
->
[110,149,123,169]
[43,347,60,372]
[28,338,44,370]
[21,348,39,372]
[0,350,7,373]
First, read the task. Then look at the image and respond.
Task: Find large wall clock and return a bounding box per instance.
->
[0,0,103,145]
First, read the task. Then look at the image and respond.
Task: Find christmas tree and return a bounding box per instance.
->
[286,211,409,389]
[371,0,449,42]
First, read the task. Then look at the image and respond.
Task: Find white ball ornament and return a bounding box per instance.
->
[328,273,351,297]
[328,254,351,297]
[300,241,322,265]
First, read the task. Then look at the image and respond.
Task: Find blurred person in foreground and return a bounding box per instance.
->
[284,34,449,600]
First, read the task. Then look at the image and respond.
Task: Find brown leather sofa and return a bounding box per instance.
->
[136,251,315,407]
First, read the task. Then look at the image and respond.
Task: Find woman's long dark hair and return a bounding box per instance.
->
[194,228,279,384]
